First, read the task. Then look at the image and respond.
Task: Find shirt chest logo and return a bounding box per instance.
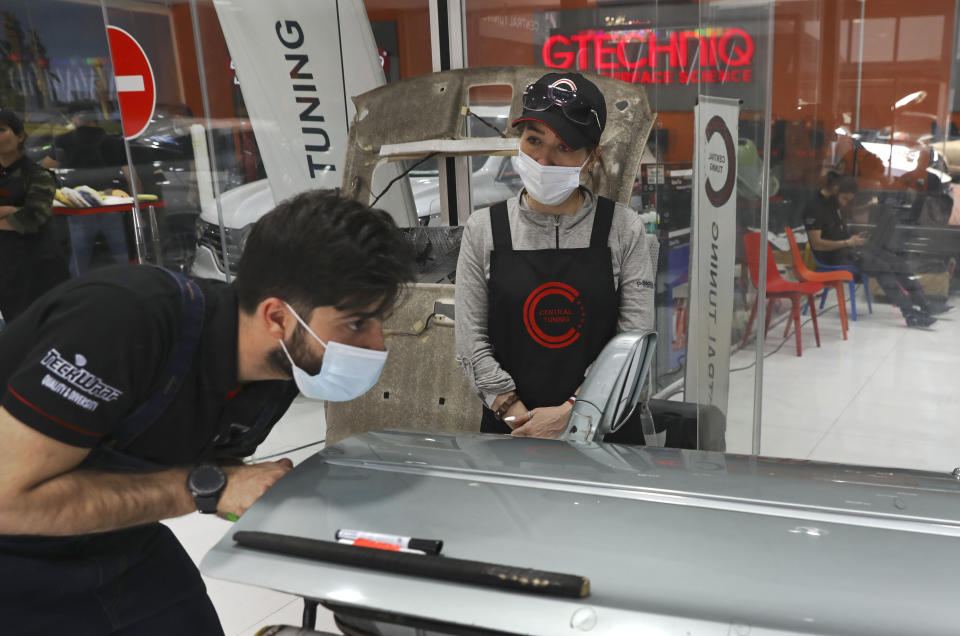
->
[523,282,586,349]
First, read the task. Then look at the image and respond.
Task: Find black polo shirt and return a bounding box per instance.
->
[0,265,298,465]
[804,191,852,266]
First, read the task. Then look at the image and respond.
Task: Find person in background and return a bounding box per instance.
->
[43,101,135,275]
[804,172,950,328]
[0,190,414,634]
[0,109,69,325]
[455,72,655,439]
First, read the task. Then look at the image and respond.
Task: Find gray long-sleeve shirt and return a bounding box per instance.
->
[454,190,655,408]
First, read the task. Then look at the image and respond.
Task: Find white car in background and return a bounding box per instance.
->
[191,175,435,280]
[190,179,274,280]
[191,107,517,280]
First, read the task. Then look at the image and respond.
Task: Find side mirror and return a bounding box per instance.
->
[561,330,657,444]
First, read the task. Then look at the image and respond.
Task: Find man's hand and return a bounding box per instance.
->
[0,205,17,231]
[217,459,293,519]
[511,403,573,439]
[847,232,868,248]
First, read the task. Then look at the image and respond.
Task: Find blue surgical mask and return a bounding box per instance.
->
[279,302,387,402]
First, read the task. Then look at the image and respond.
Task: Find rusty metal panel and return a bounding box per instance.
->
[324,283,481,445]
[341,66,655,210]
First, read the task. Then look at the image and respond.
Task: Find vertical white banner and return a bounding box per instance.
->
[685,95,739,445]
[212,0,416,226]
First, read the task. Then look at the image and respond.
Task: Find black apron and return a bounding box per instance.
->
[481,196,618,434]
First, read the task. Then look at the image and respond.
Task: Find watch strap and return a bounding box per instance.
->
[494,393,519,420]
[195,494,220,514]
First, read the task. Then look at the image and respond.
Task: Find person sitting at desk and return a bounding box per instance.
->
[804,172,950,328]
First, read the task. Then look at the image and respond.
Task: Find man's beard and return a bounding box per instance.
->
[268,323,324,377]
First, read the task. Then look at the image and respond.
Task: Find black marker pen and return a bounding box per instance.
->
[335,529,443,555]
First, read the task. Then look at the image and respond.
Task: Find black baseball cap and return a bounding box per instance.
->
[0,109,24,135]
[512,72,607,150]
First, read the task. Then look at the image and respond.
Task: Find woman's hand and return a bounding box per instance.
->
[501,398,530,430]
[511,403,573,439]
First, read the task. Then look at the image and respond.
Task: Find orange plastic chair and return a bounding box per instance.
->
[742,232,823,357]
[784,226,853,340]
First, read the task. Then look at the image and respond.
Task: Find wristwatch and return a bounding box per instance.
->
[187,462,227,514]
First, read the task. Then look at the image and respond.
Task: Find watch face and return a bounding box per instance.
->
[190,464,226,496]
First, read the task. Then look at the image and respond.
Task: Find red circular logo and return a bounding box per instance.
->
[522,282,586,349]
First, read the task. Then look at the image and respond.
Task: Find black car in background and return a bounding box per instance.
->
[23,104,259,273]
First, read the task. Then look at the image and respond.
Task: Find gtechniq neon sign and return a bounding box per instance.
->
[543,27,755,85]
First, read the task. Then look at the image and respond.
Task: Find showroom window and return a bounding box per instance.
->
[2,0,959,472]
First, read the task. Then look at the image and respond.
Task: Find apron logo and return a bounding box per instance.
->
[522,282,586,349]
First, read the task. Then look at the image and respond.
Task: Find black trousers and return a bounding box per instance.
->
[0,229,69,324]
[0,523,224,636]
[855,247,928,311]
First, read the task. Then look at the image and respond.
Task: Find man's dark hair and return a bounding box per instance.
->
[0,109,24,135]
[826,171,858,194]
[0,109,26,151]
[235,189,415,318]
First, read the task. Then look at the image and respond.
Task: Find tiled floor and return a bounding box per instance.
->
[169,288,960,634]
[727,290,960,472]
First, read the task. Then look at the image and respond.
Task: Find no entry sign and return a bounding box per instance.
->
[107,26,156,140]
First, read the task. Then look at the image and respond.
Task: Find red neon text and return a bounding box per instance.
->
[543,28,755,85]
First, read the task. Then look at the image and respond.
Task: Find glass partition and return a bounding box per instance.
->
[460,1,769,452]
[692,1,775,454]
[3,0,960,474]
[2,0,137,281]
[751,0,960,472]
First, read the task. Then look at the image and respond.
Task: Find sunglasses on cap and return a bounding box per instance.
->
[521,82,601,129]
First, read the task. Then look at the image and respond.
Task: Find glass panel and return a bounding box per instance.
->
[181,0,431,280]
[0,0,138,291]
[739,0,959,472]
[364,1,434,226]
[100,1,209,274]
[0,0,434,297]
[461,0,752,449]
[688,1,773,454]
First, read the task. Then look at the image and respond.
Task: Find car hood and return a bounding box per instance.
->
[198,178,275,229]
[202,430,960,635]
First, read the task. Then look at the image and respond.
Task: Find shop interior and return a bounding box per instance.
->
[2,0,960,632]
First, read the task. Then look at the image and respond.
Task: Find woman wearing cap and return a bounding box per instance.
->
[455,72,654,439]
[0,110,69,324]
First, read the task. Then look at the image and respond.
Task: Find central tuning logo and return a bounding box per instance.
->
[523,282,586,349]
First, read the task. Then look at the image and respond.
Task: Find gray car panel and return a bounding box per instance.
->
[202,431,960,635]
